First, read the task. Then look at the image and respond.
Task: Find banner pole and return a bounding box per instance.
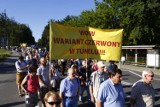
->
[86,26,88,84]
[49,20,52,81]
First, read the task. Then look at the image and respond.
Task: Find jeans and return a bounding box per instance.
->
[63,97,78,107]
[79,85,90,103]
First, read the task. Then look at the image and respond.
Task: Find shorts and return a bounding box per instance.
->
[16,72,27,85]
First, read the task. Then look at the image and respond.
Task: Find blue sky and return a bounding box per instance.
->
[0,0,102,42]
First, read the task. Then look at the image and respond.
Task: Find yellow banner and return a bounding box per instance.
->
[50,22,123,61]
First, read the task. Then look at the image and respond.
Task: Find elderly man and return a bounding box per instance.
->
[79,60,91,103]
[37,57,50,107]
[89,61,108,106]
[130,70,155,107]
[97,69,125,107]
[60,68,80,107]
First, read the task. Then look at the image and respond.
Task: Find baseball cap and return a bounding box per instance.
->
[97,61,105,67]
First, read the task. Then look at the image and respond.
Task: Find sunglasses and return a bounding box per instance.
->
[48,101,61,105]
[148,74,154,77]
[72,73,75,75]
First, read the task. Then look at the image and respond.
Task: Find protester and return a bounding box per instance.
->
[15,55,29,96]
[92,60,98,72]
[25,53,32,64]
[37,57,50,107]
[59,68,80,107]
[71,64,79,76]
[121,56,125,65]
[50,63,62,92]
[107,60,118,78]
[108,60,118,72]
[71,64,80,82]
[89,61,108,106]
[130,70,155,107]
[104,66,108,73]
[97,69,125,107]
[79,60,91,103]
[44,91,62,107]
[29,58,38,69]
[61,59,67,76]
[21,66,39,107]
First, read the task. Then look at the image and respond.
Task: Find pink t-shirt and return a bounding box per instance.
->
[27,75,39,93]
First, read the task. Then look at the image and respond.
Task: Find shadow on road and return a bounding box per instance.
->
[0,55,17,74]
[0,64,16,74]
[0,78,15,84]
[0,53,18,74]
[0,101,25,107]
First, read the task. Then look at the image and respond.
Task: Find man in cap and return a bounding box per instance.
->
[89,61,108,106]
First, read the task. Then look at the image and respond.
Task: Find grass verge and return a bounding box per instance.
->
[0,49,11,61]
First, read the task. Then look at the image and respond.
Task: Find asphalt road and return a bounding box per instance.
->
[0,52,25,107]
[122,69,160,107]
[0,52,160,107]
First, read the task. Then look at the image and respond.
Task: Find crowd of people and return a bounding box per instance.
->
[14,48,155,107]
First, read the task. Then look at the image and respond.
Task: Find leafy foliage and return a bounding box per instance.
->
[119,0,160,45]
[0,12,35,46]
[0,49,11,61]
[38,0,160,47]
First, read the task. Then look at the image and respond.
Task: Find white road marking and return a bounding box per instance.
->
[125,93,131,98]
[128,70,160,81]
[121,81,132,85]
[129,70,142,77]
[153,77,160,81]
[122,69,160,99]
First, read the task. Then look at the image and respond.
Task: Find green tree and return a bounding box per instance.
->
[40,23,49,48]
[39,0,160,46]
[119,0,160,45]
[0,12,35,46]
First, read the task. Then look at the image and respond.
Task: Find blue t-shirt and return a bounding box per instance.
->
[60,77,80,97]
[97,78,125,107]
